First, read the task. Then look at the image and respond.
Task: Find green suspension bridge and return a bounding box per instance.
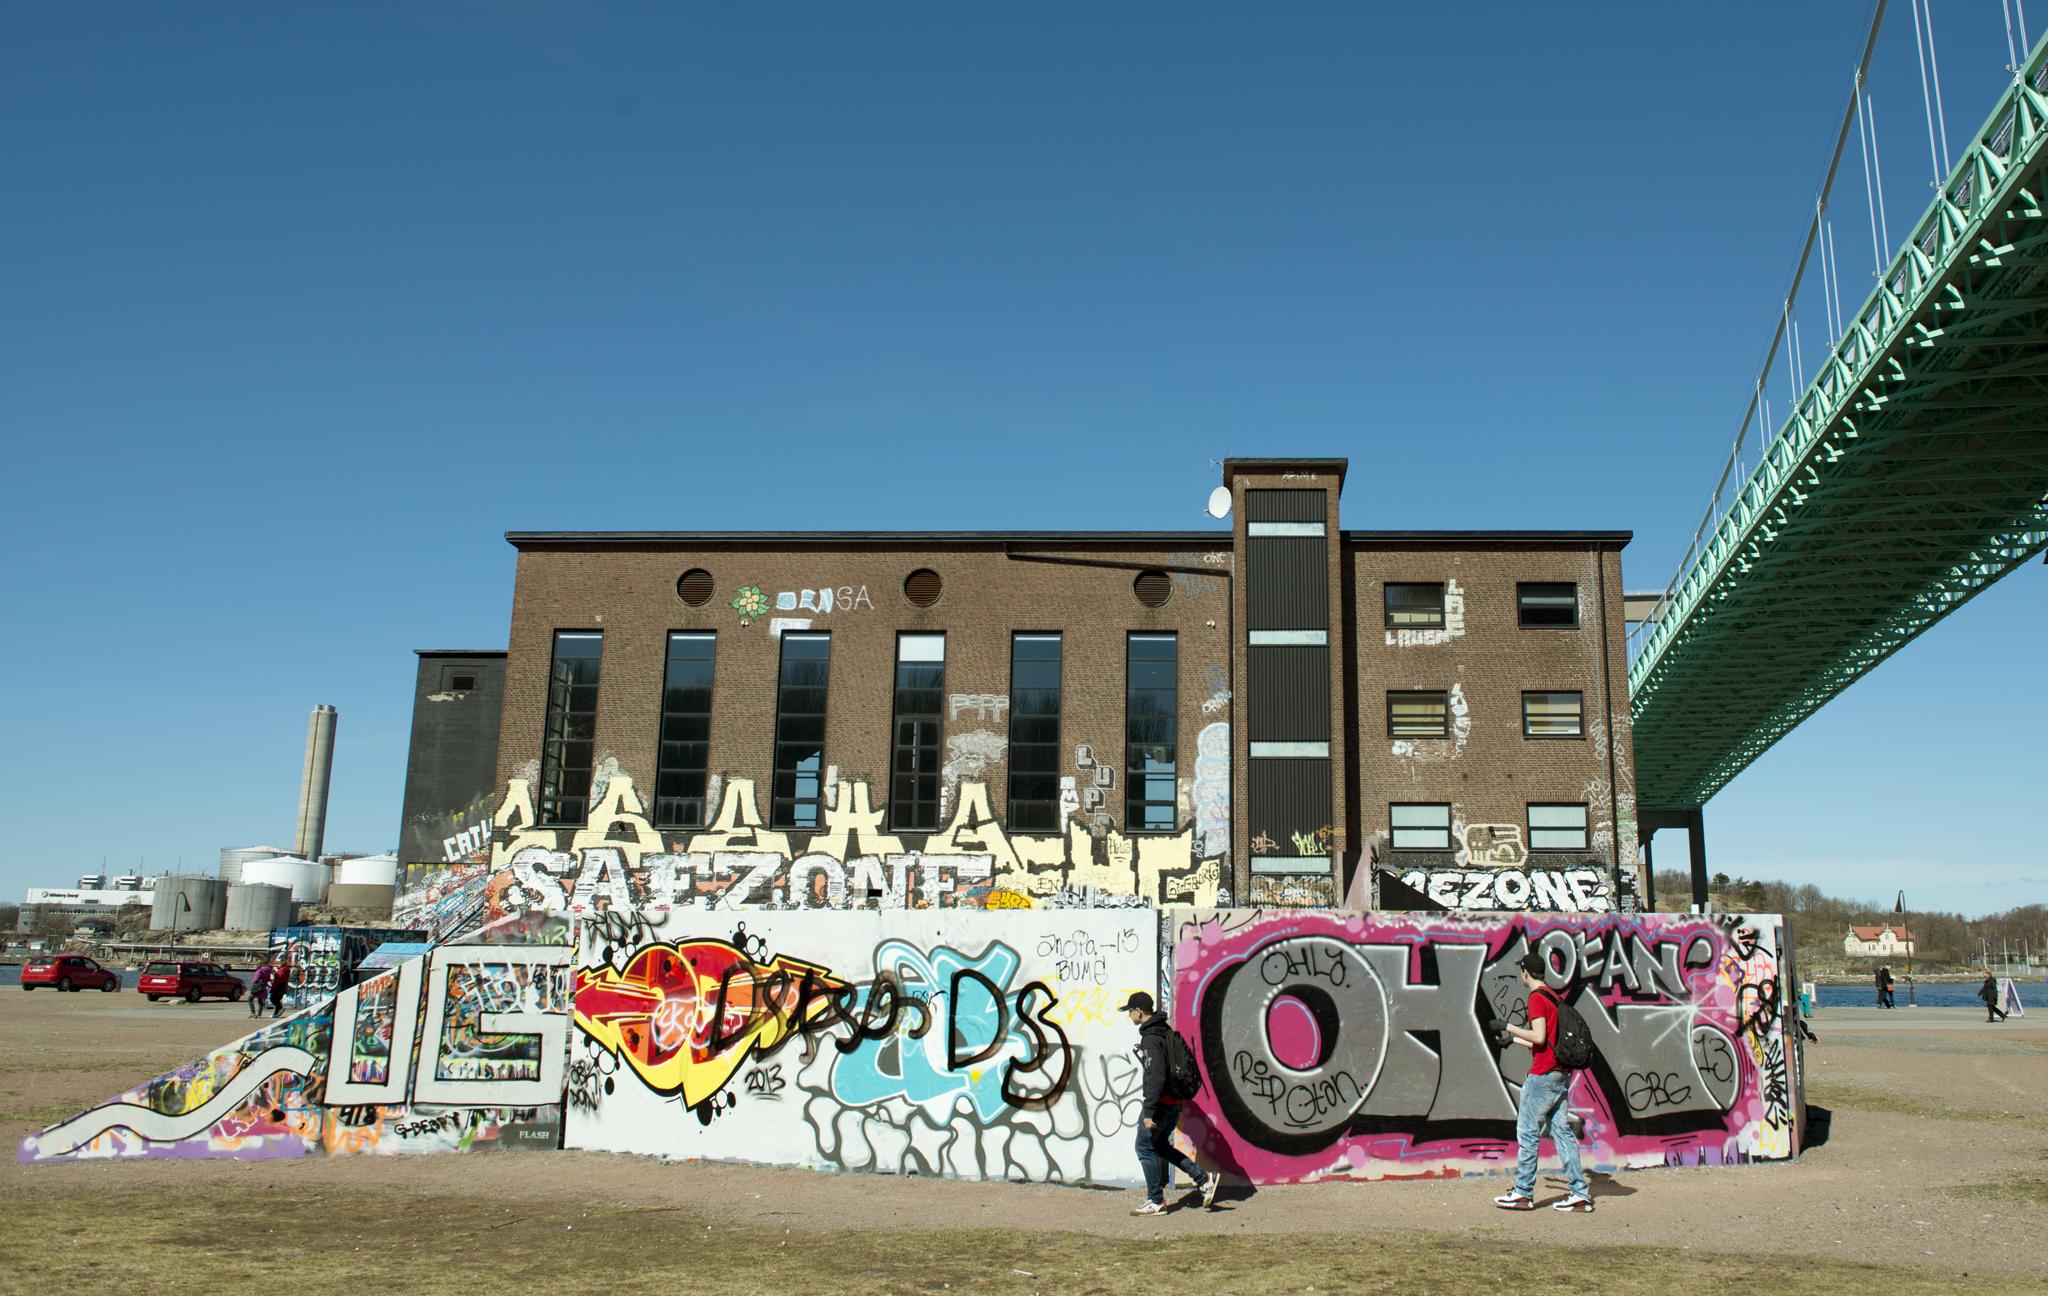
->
[1630,11,2048,902]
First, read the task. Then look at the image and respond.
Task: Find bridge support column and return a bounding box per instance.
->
[1687,807,1709,911]
[1642,836,1655,911]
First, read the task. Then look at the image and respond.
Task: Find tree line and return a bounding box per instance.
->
[1652,870,2045,965]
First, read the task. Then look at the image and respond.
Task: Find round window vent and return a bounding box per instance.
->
[904,568,943,608]
[676,568,715,606]
[1134,569,1172,608]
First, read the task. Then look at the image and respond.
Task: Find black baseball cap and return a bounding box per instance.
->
[1119,991,1155,1013]
[1518,951,1548,979]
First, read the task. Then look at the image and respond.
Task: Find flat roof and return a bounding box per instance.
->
[508,529,1628,547]
[414,649,508,657]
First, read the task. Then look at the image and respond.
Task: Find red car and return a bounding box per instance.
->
[20,955,121,993]
[138,961,247,1003]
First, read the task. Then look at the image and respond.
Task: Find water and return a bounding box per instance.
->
[1812,979,2040,1010]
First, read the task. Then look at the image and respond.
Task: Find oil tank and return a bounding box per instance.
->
[151,875,227,933]
[219,844,291,884]
[225,883,294,933]
[241,855,328,904]
[335,853,398,888]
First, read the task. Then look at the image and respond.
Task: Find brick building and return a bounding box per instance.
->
[406,458,1641,913]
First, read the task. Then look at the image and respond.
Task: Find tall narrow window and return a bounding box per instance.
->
[654,632,717,828]
[1522,690,1584,738]
[890,634,946,831]
[771,633,832,830]
[538,631,603,825]
[1528,803,1589,851]
[1387,690,1449,737]
[1126,633,1178,831]
[1007,633,1063,831]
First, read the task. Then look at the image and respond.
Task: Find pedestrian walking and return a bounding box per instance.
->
[1980,973,2010,1023]
[1493,952,1593,1214]
[1877,965,1897,1009]
[268,955,293,1018]
[1121,991,1218,1216]
[247,958,274,1018]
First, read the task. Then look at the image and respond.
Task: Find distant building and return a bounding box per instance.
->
[16,879,159,934]
[1844,923,1915,958]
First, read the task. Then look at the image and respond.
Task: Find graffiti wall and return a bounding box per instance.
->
[270,926,425,1013]
[484,772,1226,919]
[1170,909,1795,1184]
[564,908,1155,1185]
[20,915,569,1164]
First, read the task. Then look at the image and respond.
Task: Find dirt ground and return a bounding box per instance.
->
[2,991,2043,1294]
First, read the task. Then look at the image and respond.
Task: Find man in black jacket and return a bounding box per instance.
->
[1122,991,1219,1215]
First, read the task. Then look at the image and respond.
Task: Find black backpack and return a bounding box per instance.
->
[1163,1029,1204,1100]
[1540,989,1596,1072]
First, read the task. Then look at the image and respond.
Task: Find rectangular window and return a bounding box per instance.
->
[1007,633,1063,832]
[1387,690,1449,738]
[1384,583,1446,629]
[538,631,603,825]
[1125,633,1178,832]
[889,633,946,831]
[1522,690,1584,738]
[1528,803,1589,851]
[771,633,832,830]
[1390,803,1453,851]
[1518,582,1579,628]
[654,632,717,828]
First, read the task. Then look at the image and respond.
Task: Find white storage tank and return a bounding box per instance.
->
[151,875,227,933]
[218,845,292,885]
[240,855,328,904]
[335,853,398,888]
[225,883,294,933]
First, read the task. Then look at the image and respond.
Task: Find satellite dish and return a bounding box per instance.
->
[1205,486,1232,520]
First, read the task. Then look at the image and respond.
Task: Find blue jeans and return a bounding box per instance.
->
[1513,1069,1588,1199]
[1135,1104,1208,1204]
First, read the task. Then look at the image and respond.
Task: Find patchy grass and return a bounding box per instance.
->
[1950,1172,2048,1207]
[0,1188,2036,1296]
[1805,1081,2048,1131]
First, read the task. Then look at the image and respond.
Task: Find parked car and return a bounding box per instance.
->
[20,955,121,993]
[138,961,247,1003]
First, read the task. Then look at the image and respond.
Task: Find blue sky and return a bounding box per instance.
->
[3,3,2041,918]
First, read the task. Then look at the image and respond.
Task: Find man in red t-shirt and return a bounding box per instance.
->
[1492,951,1592,1213]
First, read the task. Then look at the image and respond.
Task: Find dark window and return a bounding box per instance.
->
[1133,570,1171,607]
[1389,803,1453,850]
[1384,583,1446,629]
[771,634,832,829]
[654,632,718,828]
[449,673,477,692]
[1007,633,1063,832]
[1529,803,1589,851]
[1126,633,1178,831]
[1387,691,1449,738]
[889,634,946,831]
[538,631,603,825]
[1518,582,1579,629]
[1522,691,1584,738]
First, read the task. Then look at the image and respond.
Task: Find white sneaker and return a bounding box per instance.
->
[1131,1200,1167,1216]
[1553,1195,1595,1213]
[1492,1191,1535,1210]
[1200,1175,1221,1208]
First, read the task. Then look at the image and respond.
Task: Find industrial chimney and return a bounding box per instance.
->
[294,704,338,861]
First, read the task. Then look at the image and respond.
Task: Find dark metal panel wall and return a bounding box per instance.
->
[1245,489,1328,523]
[1248,757,1333,848]
[1248,645,1331,742]
[1246,538,1328,629]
